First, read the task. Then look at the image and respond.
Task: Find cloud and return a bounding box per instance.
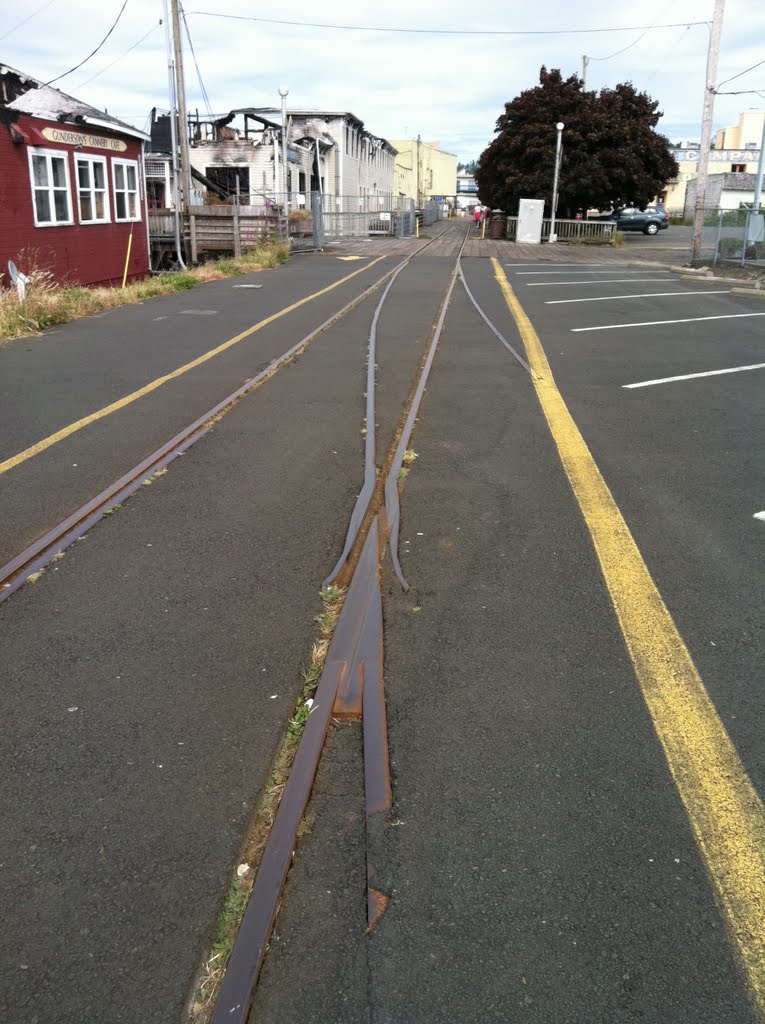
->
[3,0,762,160]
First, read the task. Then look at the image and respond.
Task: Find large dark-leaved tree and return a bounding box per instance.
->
[475,68,678,215]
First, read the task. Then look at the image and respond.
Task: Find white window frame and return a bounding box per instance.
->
[75,154,111,224]
[112,158,142,222]
[28,147,74,227]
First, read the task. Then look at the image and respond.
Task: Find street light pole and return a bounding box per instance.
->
[549,121,564,243]
[279,87,289,208]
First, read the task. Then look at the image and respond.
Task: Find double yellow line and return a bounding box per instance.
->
[491,257,765,1017]
[0,258,386,477]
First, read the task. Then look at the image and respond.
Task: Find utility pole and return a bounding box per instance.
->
[747,116,765,244]
[161,0,185,266]
[582,55,589,89]
[169,0,192,213]
[416,133,422,208]
[691,0,725,262]
[279,87,289,207]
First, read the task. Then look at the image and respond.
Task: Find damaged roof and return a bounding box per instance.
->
[0,63,150,141]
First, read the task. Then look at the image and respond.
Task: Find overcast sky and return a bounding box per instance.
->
[3,0,764,160]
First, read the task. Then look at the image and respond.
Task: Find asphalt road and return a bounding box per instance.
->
[0,253,394,563]
[0,254,453,1023]
[2,230,761,1022]
[620,224,691,252]
[250,253,763,1023]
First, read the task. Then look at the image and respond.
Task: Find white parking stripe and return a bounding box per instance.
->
[527,278,674,287]
[572,312,765,332]
[754,512,765,522]
[546,290,730,304]
[623,362,765,389]
[517,269,672,276]
[506,262,609,268]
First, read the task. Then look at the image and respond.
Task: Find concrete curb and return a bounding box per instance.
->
[680,275,757,286]
[625,259,676,269]
[731,287,765,299]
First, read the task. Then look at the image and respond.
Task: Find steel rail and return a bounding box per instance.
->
[210,224,538,1018]
[210,518,384,1024]
[321,263,407,586]
[383,237,538,592]
[0,228,450,606]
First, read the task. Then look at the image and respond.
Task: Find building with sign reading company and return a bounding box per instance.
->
[0,64,150,286]
[663,110,764,215]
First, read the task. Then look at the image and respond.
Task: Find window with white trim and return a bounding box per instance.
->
[112,159,141,221]
[76,155,110,223]
[28,148,73,226]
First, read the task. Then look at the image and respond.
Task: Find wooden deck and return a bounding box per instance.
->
[325,220,649,263]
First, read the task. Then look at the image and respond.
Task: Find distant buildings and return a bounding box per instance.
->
[456,172,478,209]
[664,110,763,213]
[0,63,150,286]
[149,107,397,210]
[390,139,458,204]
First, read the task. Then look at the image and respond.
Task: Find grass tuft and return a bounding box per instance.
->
[188,580,346,1019]
[0,242,290,343]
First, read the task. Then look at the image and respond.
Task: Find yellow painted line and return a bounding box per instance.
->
[491,256,765,1017]
[0,257,387,477]
[336,255,366,261]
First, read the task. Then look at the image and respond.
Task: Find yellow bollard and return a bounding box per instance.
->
[121,223,134,289]
[481,215,486,240]
[416,218,419,239]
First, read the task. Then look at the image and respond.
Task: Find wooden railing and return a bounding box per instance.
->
[149,207,287,261]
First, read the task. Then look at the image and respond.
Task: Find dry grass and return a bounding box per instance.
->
[187,584,346,1020]
[0,242,290,343]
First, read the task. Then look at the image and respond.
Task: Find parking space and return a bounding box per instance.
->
[461,256,764,795]
[505,262,765,389]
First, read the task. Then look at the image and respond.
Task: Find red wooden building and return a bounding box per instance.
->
[0,64,151,287]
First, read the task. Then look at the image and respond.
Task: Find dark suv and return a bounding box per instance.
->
[612,205,669,235]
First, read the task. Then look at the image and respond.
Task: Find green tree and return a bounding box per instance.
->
[475,67,678,215]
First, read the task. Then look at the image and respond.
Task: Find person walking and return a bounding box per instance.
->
[474,205,482,230]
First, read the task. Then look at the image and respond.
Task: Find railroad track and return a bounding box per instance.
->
[1,221,535,1021]
[0,222,452,605]
[1,217,536,1022]
[207,225,537,1023]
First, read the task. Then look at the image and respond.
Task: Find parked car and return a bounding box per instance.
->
[609,205,670,235]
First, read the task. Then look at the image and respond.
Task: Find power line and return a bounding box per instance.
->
[714,87,765,95]
[716,57,765,90]
[44,0,130,86]
[180,2,214,120]
[73,21,161,90]
[185,10,710,37]
[0,0,57,42]
[589,0,679,61]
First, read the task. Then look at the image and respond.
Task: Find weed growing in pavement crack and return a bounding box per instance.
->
[187,582,346,1021]
[399,448,419,481]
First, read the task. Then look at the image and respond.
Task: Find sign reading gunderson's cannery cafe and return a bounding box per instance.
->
[40,126,128,152]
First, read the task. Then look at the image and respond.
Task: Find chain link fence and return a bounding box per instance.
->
[705,208,765,268]
[319,195,416,241]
